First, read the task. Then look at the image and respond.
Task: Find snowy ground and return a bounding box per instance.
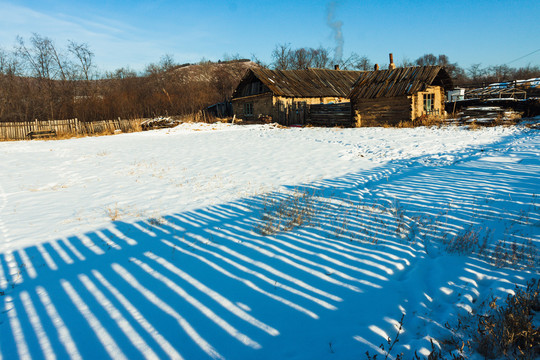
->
[0,122,538,359]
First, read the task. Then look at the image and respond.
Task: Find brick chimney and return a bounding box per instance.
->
[334,64,340,70]
[389,53,396,70]
[374,64,379,71]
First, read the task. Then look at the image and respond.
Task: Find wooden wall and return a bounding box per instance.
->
[231,93,274,121]
[352,96,412,126]
[232,94,349,125]
[352,86,447,126]
[273,96,348,125]
[309,103,353,127]
[411,85,445,119]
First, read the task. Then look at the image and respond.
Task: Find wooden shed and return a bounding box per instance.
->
[231,68,363,125]
[349,66,453,126]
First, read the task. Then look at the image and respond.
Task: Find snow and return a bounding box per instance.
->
[0,122,538,359]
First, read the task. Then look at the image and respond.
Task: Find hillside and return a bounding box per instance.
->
[0,60,259,123]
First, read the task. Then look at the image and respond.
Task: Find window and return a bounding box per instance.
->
[244,103,253,116]
[423,93,435,114]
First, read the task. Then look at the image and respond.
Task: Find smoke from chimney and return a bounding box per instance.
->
[326,1,344,65]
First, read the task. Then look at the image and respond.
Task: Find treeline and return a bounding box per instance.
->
[267,44,540,86]
[1,34,539,122]
[0,34,250,122]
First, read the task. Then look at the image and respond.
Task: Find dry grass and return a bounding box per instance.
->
[397,280,540,360]
[105,203,124,221]
[465,111,523,130]
[489,238,539,270]
[473,279,540,359]
[441,279,540,360]
[51,122,142,140]
[406,114,447,128]
[361,114,447,128]
[442,225,490,255]
[255,189,317,235]
[148,216,166,226]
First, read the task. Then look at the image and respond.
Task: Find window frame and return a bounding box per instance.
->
[243,102,253,116]
[423,93,435,114]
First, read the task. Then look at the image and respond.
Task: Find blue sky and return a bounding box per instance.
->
[0,0,538,72]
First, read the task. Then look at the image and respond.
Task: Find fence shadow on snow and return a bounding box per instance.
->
[0,130,538,359]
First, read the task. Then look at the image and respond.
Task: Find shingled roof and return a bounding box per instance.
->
[349,66,453,99]
[233,68,364,98]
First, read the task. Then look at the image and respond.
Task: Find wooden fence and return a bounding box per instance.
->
[276,101,308,126]
[0,118,143,141]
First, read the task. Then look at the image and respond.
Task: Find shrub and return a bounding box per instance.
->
[473,279,540,359]
[255,189,316,235]
[490,238,539,270]
[442,226,489,255]
[440,279,540,359]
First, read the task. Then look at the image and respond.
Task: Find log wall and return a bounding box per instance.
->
[308,102,353,127]
[352,96,412,126]
[411,85,445,119]
[231,93,274,121]
[232,94,349,125]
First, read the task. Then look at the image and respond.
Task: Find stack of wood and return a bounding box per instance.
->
[140,117,179,130]
[454,106,521,124]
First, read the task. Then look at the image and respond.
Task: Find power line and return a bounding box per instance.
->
[506,48,540,65]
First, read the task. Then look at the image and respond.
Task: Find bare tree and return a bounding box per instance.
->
[222,53,241,62]
[341,53,372,70]
[159,54,176,72]
[467,63,486,83]
[0,47,20,75]
[50,43,70,81]
[489,64,513,82]
[68,41,94,80]
[250,53,268,68]
[415,53,438,66]
[399,57,414,67]
[106,67,137,79]
[310,47,332,69]
[16,34,57,79]
[291,48,313,69]
[271,43,292,70]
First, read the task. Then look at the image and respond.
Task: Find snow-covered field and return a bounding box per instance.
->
[0,122,538,359]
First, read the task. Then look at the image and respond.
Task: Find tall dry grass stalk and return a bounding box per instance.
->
[256,189,317,235]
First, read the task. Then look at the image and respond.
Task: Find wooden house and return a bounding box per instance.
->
[348,66,453,126]
[231,68,363,125]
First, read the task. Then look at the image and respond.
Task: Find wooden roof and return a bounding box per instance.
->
[348,66,453,100]
[233,68,364,98]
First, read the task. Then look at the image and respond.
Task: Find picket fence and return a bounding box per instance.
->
[0,118,143,141]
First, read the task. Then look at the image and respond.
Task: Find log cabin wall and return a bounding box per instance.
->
[231,68,363,124]
[231,93,273,121]
[232,94,350,123]
[348,66,453,126]
[273,96,346,107]
[352,96,412,126]
[411,85,446,120]
[273,96,349,125]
